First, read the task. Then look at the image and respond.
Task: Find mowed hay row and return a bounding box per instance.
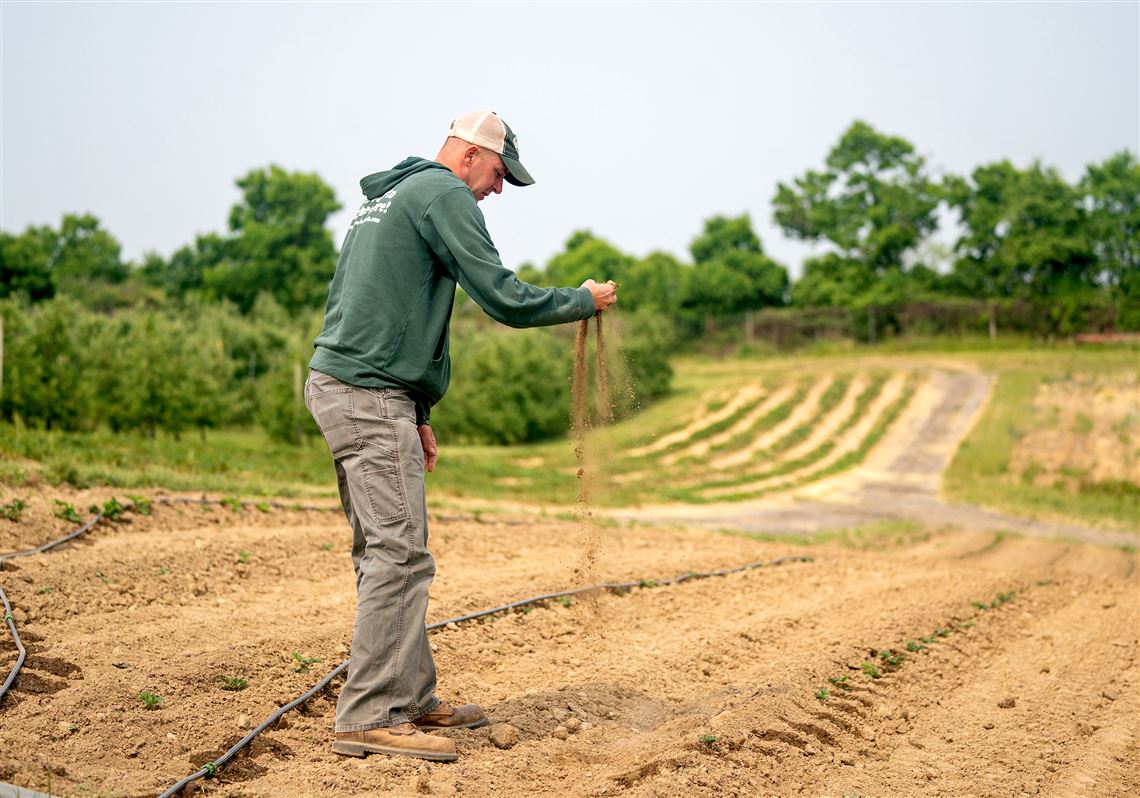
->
[688,372,892,492]
[710,373,855,471]
[613,375,814,488]
[656,374,858,493]
[700,370,920,500]
[627,384,766,458]
[659,380,803,466]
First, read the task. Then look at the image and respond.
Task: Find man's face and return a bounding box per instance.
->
[465,148,507,202]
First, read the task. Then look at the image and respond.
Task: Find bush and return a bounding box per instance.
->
[430,312,675,445]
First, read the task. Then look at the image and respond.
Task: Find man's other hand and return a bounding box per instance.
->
[418,424,438,473]
[582,279,618,312]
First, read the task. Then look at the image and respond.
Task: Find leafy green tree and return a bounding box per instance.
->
[945,160,1100,335]
[1081,150,1140,328]
[202,165,340,314]
[684,214,788,317]
[0,297,98,429]
[791,253,871,307]
[622,251,687,314]
[1,227,56,301]
[1,214,127,302]
[544,230,633,288]
[773,121,939,305]
[946,160,1096,299]
[52,213,130,288]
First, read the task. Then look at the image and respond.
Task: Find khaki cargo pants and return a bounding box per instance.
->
[304,369,440,732]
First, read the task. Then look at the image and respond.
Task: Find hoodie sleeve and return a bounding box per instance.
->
[418,187,595,328]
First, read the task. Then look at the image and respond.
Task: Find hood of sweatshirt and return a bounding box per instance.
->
[359,157,454,200]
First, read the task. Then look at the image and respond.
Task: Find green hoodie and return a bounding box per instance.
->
[311,157,595,425]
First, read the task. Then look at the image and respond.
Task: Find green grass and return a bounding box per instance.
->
[943,347,1139,531]
[2,422,335,497]
[3,346,1135,533]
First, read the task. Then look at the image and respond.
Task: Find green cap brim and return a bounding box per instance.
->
[503,154,534,187]
[500,118,534,187]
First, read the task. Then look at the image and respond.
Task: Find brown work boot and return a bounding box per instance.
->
[331,722,458,762]
[414,702,488,730]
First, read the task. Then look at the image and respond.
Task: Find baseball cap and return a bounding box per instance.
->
[448,111,534,187]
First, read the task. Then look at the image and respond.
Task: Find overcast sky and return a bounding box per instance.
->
[2,1,1137,280]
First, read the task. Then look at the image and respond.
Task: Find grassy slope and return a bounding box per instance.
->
[2,343,1136,530]
[942,347,1139,531]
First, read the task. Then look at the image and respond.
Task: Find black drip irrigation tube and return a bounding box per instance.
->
[0,496,814,796]
[0,510,105,704]
[156,553,813,798]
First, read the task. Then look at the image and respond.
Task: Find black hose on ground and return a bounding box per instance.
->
[155,554,813,798]
[0,511,104,704]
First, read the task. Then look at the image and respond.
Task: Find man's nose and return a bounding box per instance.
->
[493,178,503,194]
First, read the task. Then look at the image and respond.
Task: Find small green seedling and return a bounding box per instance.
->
[236,550,252,565]
[157,565,171,576]
[920,634,937,644]
[878,649,905,666]
[815,687,831,702]
[95,571,111,585]
[972,601,989,611]
[828,675,851,691]
[320,543,335,552]
[220,496,243,512]
[992,591,1016,607]
[906,640,926,653]
[52,500,82,524]
[860,663,882,679]
[101,497,127,521]
[221,675,248,691]
[126,495,152,516]
[255,501,271,513]
[139,691,163,710]
[935,627,951,638]
[1,498,29,522]
[1036,579,1054,587]
[955,621,975,630]
[36,586,56,595]
[292,652,321,673]
[554,595,573,608]
[698,734,718,746]
[638,579,657,589]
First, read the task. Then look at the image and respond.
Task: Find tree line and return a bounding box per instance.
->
[1,120,1135,443]
[3,120,1136,329]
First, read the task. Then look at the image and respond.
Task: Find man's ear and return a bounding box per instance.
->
[463,145,480,166]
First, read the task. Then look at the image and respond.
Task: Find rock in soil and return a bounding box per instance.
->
[489,723,519,749]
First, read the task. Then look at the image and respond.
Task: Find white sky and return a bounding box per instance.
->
[2,1,1137,280]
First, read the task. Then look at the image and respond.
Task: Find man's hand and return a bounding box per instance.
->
[582,279,618,312]
[418,424,438,473]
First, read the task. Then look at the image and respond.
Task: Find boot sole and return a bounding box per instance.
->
[415,716,489,731]
[331,740,458,762]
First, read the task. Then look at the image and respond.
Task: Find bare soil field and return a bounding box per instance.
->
[1,491,1137,798]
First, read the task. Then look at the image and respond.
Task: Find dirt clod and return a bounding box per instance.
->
[489,723,519,749]
[998,696,1017,708]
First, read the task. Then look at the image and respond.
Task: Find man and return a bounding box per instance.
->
[305,111,618,763]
